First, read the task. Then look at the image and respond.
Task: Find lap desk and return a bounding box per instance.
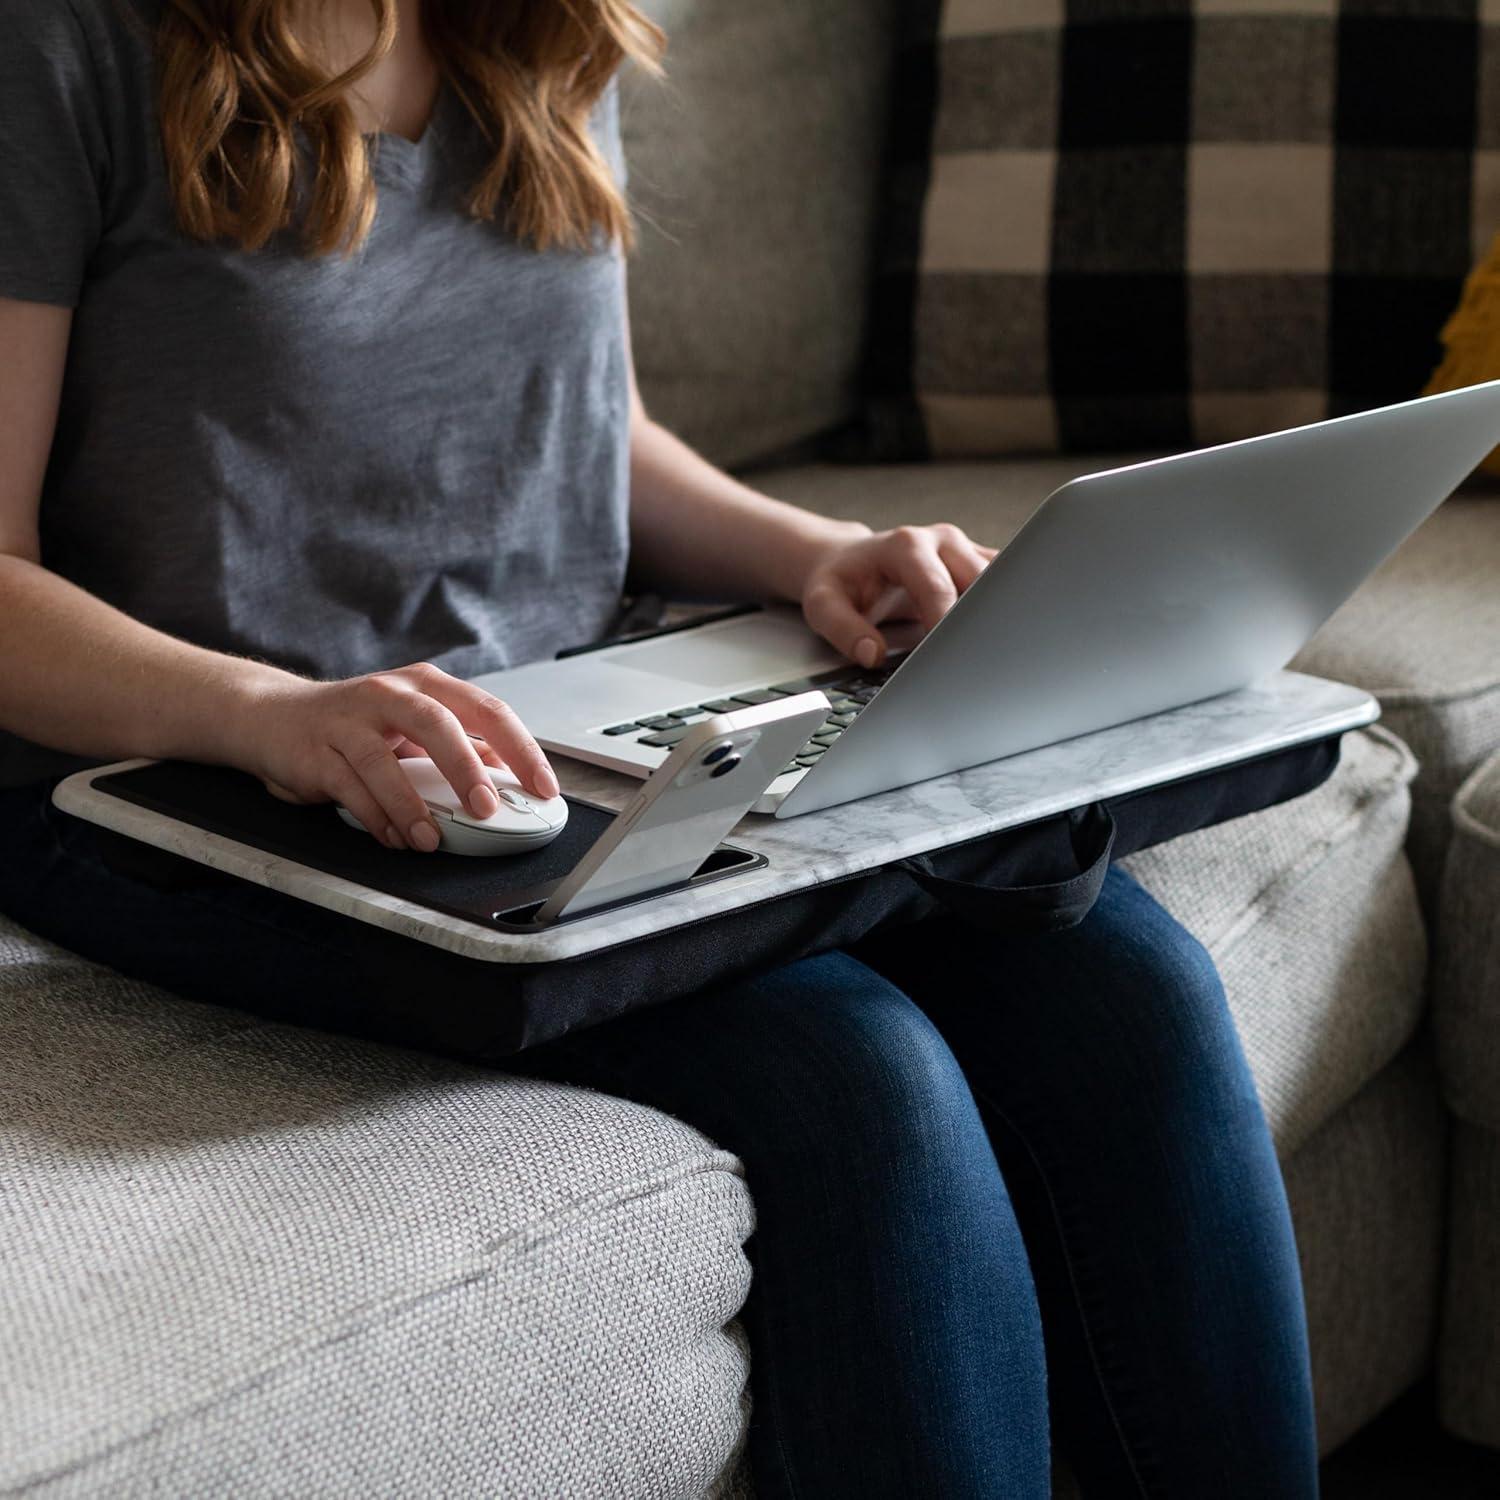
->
[54,671,1376,967]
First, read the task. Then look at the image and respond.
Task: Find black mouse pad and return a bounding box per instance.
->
[91,761,761,932]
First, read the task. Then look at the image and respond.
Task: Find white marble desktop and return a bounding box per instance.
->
[53,671,1377,966]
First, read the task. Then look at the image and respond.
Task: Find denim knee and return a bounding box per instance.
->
[1086,867,1226,1011]
[1077,868,1262,1122]
[727,950,989,1168]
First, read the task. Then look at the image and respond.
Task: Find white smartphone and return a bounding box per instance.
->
[535,691,831,924]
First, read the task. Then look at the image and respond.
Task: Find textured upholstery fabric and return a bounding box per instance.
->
[1434,747,1500,1129]
[1287,1048,1446,1455]
[1438,1119,1500,1446]
[865,1,1500,458]
[1123,727,1424,1156]
[1295,492,1500,906]
[1432,750,1500,1447]
[762,457,1500,911]
[621,0,897,468]
[0,919,754,1499]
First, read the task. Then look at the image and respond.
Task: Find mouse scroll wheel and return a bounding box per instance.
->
[495,789,546,822]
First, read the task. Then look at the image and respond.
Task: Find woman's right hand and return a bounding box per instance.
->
[232,662,560,852]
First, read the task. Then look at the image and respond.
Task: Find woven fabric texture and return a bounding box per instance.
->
[0,927,754,1498]
[1284,1047,1446,1456]
[1293,492,1500,906]
[1438,1118,1500,1446]
[622,0,897,468]
[1434,746,1500,1128]
[1122,726,1424,1155]
[866,0,1500,457]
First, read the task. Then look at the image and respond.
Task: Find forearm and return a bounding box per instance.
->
[627,415,869,601]
[0,554,292,766]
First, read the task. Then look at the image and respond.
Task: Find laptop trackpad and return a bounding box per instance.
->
[603,613,841,693]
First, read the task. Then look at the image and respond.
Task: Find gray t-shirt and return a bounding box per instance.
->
[0,0,631,788]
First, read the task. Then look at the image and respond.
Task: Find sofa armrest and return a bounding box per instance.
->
[1435,747,1500,1126]
[1433,748,1500,1445]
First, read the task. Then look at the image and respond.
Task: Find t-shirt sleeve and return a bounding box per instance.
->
[0,0,110,307]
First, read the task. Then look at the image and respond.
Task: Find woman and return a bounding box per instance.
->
[0,1,1318,1494]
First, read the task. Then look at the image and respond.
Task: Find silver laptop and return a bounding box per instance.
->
[475,380,1500,818]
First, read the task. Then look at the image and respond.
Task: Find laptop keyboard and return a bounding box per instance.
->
[597,663,898,777]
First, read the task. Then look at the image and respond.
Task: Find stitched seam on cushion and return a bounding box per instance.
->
[1209,793,1406,960]
[0,956,105,989]
[1,1155,750,1496]
[1203,728,1415,960]
[1451,754,1500,854]
[1452,798,1500,854]
[1367,680,1500,709]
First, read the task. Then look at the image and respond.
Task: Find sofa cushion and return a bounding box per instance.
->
[622,0,897,468]
[0,920,753,1498]
[1288,1047,1447,1457]
[1294,491,1500,904]
[1122,727,1424,1155]
[1436,1119,1500,1446]
[1434,746,1500,1131]
[865,1,1500,458]
[762,458,1500,909]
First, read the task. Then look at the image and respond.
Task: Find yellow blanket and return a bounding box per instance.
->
[1427,235,1500,476]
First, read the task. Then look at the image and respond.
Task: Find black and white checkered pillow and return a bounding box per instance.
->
[865,0,1500,457]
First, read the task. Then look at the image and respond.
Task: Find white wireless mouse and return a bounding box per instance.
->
[336,756,568,856]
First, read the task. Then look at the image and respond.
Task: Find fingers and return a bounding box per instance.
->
[931,524,994,595]
[342,730,465,851]
[394,734,502,768]
[803,577,889,669]
[409,666,559,799]
[310,666,560,855]
[802,524,996,667]
[263,777,311,805]
[322,749,412,852]
[368,681,502,827]
[884,527,958,634]
[468,736,507,768]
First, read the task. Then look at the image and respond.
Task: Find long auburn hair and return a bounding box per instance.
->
[154,0,663,256]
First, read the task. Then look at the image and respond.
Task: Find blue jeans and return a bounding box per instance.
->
[0,782,1318,1498]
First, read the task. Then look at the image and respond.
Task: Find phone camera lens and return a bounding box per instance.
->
[710,755,741,778]
[703,743,734,765]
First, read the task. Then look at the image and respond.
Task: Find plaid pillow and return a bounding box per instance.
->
[865,0,1500,458]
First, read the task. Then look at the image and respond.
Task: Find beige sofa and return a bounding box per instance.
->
[3,2,1498,1493]
[1436,747,1500,1446]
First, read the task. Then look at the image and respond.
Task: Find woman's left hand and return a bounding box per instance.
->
[800,522,998,670]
